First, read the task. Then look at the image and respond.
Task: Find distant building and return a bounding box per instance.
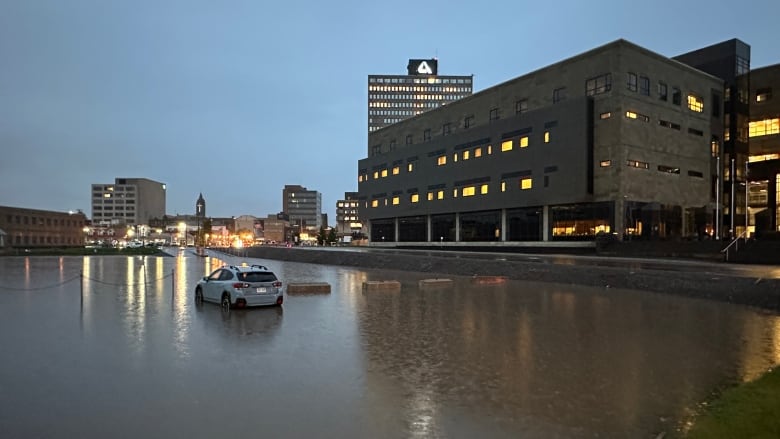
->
[336,192,363,239]
[196,193,206,218]
[282,185,322,231]
[368,58,473,133]
[0,206,87,248]
[91,178,166,226]
[263,214,289,244]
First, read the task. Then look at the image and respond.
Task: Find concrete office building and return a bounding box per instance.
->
[369,59,473,133]
[282,185,322,230]
[358,39,723,245]
[91,178,166,226]
[747,63,780,234]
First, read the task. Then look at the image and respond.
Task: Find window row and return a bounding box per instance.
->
[369,77,472,84]
[369,94,463,101]
[612,109,705,137]
[368,178,535,208]
[748,118,780,137]
[12,235,81,245]
[368,86,470,93]
[4,215,83,227]
[612,159,704,177]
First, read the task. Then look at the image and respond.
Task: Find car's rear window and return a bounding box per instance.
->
[238,272,277,283]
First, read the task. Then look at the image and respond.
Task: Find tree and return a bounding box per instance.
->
[316,226,326,246]
[327,228,337,245]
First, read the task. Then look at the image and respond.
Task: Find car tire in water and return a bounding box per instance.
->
[221,294,231,311]
[195,288,203,305]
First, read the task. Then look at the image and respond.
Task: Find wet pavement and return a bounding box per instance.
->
[1,252,779,438]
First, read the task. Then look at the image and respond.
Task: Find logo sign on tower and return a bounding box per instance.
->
[407,59,438,76]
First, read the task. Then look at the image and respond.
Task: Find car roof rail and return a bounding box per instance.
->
[250,264,269,271]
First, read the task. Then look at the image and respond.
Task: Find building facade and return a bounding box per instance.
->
[0,206,87,248]
[358,39,723,245]
[747,63,780,235]
[91,178,166,226]
[368,59,473,133]
[282,185,322,230]
[336,192,363,239]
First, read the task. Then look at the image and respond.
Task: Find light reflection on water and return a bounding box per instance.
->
[0,253,778,438]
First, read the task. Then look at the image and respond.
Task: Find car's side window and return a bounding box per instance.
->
[219,270,234,281]
[208,269,222,281]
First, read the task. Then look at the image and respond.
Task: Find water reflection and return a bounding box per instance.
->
[1,254,779,438]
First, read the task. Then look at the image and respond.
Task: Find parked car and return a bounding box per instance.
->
[195,264,284,309]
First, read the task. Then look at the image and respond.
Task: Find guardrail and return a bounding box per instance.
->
[720,230,748,262]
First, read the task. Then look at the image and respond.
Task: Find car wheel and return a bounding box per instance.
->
[195,287,203,305]
[221,293,231,311]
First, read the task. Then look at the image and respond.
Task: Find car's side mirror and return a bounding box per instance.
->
[202,276,209,282]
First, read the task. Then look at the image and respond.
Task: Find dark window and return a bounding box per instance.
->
[627,73,637,92]
[672,87,681,105]
[442,123,451,136]
[489,108,500,121]
[552,87,567,103]
[464,115,474,128]
[688,127,704,137]
[544,175,550,187]
[712,92,721,117]
[389,140,396,150]
[657,165,680,174]
[585,73,612,96]
[371,144,381,156]
[405,134,413,145]
[658,82,668,101]
[639,76,650,96]
[423,129,431,141]
[515,99,528,114]
[688,170,704,178]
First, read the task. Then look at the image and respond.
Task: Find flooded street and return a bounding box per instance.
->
[1,251,779,438]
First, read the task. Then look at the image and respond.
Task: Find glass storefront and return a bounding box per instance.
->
[370,218,395,242]
[551,202,613,241]
[431,214,456,242]
[459,210,501,242]
[507,207,542,241]
[398,216,427,242]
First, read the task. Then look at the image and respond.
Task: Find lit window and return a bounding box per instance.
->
[501,181,506,192]
[600,160,611,167]
[373,171,379,179]
[392,196,400,205]
[749,118,780,137]
[381,169,388,177]
[462,186,476,197]
[756,88,772,103]
[480,184,488,194]
[501,140,513,152]
[437,190,444,200]
[600,112,611,119]
[392,166,399,175]
[687,95,704,112]
[371,200,379,208]
[411,194,419,203]
[544,131,550,143]
[474,147,482,157]
[626,159,649,169]
[427,192,433,201]
[463,150,470,160]
[520,178,532,190]
[408,163,414,172]
[488,145,492,155]
[453,153,458,162]
[437,155,447,166]
[103,193,111,198]
[519,136,529,148]
[453,188,458,198]
[358,175,364,183]
[625,111,638,119]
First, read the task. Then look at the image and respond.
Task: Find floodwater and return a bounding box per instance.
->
[0,250,778,438]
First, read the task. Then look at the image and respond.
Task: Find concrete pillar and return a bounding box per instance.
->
[455,212,460,242]
[769,173,778,232]
[500,208,507,241]
[616,198,626,241]
[394,217,399,242]
[426,215,432,242]
[542,206,550,241]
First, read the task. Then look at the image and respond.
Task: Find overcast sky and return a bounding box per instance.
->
[1,0,778,221]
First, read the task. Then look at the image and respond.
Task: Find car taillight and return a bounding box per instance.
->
[233,282,249,289]
[272,281,282,288]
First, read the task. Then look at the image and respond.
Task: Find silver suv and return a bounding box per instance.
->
[195,264,284,309]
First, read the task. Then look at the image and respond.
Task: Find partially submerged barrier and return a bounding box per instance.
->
[287,282,331,294]
[362,280,401,292]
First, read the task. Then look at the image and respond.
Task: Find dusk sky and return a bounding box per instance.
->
[1,0,778,221]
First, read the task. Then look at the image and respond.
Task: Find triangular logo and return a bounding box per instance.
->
[417,61,433,75]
